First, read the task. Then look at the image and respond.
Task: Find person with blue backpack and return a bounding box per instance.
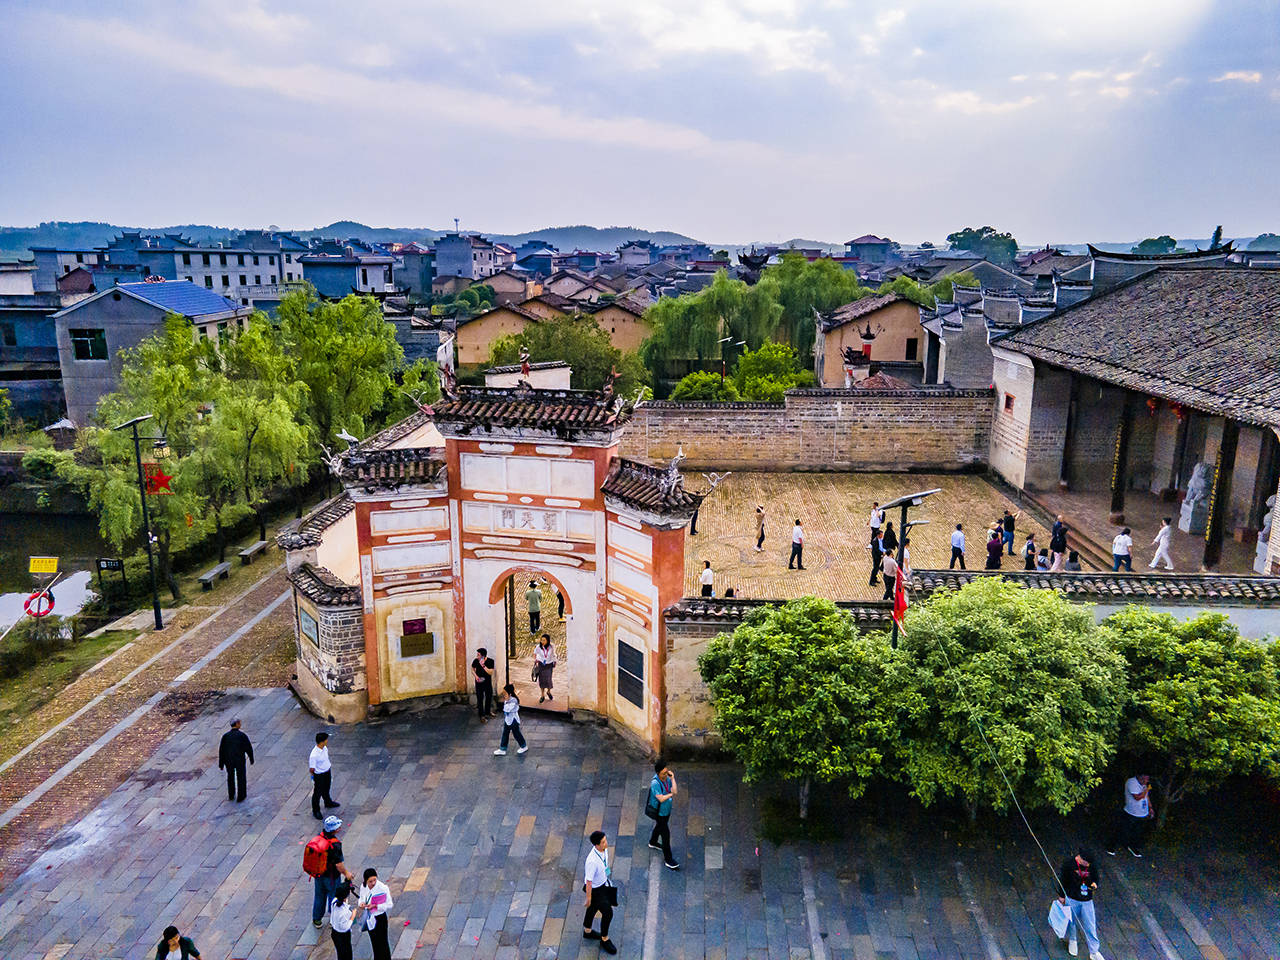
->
[645,758,680,870]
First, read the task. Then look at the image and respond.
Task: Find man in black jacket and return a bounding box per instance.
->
[218,719,254,802]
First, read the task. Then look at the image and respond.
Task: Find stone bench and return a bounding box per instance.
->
[198,562,231,590]
[239,540,269,565]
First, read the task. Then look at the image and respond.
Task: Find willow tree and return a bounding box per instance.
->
[763,254,869,361]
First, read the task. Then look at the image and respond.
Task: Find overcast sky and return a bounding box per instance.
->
[3,0,1278,245]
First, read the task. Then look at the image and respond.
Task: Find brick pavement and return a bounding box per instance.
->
[0,565,294,886]
[4,688,1277,960]
[684,472,1059,602]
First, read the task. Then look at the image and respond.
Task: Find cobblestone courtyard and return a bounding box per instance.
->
[5,687,1278,960]
[682,472,1056,602]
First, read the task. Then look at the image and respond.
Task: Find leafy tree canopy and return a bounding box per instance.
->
[891,578,1126,819]
[668,370,740,401]
[1101,607,1280,825]
[1247,232,1280,251]
[732,342,814,400]
[699,596,902,817]
[945,226,1018,264]
[488,315,649,396]
[876,270,979,308]
[277,287,403,448]
[762,254,869,360]
[641,270,782,374]
[1131,235,1177,255]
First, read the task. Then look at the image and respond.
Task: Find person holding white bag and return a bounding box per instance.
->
[1053,849,1105,959]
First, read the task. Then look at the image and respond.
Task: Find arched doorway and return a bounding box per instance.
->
[488,569,572,714]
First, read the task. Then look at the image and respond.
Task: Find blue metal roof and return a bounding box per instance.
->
[118,281,242,317]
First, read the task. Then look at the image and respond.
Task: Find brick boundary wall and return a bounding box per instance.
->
[621,388,995,470]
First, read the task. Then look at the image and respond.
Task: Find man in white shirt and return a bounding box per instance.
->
[949,523,966,569]
[699,560,715,597]
[868,502,883,546]
[788,519,805,570]
[356,868,394,960]
[1111,527,1133,572]
[1148,516,1174,571]
[582,830,617,954]
[1105,773,1152,858]
[309,731,340,820]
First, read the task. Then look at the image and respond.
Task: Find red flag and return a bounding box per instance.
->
[892,574,908,631]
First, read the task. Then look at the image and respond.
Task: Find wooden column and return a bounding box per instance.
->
[1109,394,1135,522]
[1202,419,1240,570]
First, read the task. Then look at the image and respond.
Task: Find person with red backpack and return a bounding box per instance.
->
[306,815,354,928]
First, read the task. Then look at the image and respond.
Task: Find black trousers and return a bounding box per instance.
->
[701,584,713,597]
[331,929,353,960]
[476,681,493,718]
[689,508,699,535]
[788,543,803,569]
[869,551,883,585]
[950,547,965,569]
[312,770,335,817]
[366,913,391,960]
[557,593,565,618]
[225,762,246,801]
[529,610,540,633]
[1106,811,1151,853]
[756,529,765,549]
[650,813,675,865]
[881,574,896,601]
[584,888,614,937]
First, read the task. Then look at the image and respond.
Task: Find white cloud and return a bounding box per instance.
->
[1211,70,1262,83]
[933,90,1038,114]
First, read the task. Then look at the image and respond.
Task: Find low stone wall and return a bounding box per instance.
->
[621,388,995,470]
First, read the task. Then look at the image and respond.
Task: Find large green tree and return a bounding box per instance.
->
[488,314,649,396]
[668,370,741,401]
[1247,232,1280,251]
[731,341,814,401]
[277,288,403,448]
[876,270,979,308]
[699,596,902,818]
[892,578,1126,820]
[945,226,1018,264]
[1131,235,1177,255]
[1102,607,1280,827]
[763,254,868,360]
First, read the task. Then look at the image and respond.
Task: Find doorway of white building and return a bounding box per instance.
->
[500,574,570,713]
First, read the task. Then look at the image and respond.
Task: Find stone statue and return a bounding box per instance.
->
[1255,493,1275,574]
[1178,461,1211,534]
[658,445,686,498]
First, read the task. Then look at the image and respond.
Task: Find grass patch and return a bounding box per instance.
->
[0,629,138,729]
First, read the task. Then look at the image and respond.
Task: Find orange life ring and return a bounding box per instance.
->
[23,591,54,618]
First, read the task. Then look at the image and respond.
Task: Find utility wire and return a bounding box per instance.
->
[925,631,1069,900]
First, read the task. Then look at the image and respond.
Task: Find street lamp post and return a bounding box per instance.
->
[878,488,941,648]
[114,414,166,631]
[718,336,746,385]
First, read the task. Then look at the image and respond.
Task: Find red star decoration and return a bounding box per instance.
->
[145,466,173,495]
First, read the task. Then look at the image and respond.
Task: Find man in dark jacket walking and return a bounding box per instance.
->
[218,719,254,802]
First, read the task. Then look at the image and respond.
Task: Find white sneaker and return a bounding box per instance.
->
[1068,939,1077,957]
[493,749,506,755]
[517,746,528,754]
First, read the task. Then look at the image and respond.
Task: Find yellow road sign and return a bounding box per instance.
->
[28,556,59,574]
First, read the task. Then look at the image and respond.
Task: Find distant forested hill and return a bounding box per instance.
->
[0,220,702,259]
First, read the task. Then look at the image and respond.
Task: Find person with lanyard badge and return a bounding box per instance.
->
[155,925,201,960]
[582,830,618,954]
[646,758,681,869]
[1056,849,1106,959]
[357,868,395,960]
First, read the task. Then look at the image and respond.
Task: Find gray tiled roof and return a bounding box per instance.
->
[276,494,354,550]
[908,569,1280,604]
[601,458,704,517]
[434,386,631,432]
[996,267,1280,427]
[290,563,361,606]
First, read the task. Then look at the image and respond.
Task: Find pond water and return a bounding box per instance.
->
[0,513,110,630]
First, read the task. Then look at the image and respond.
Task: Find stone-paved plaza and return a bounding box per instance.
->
[682,472,1056,602]
[4,686,1278,960]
